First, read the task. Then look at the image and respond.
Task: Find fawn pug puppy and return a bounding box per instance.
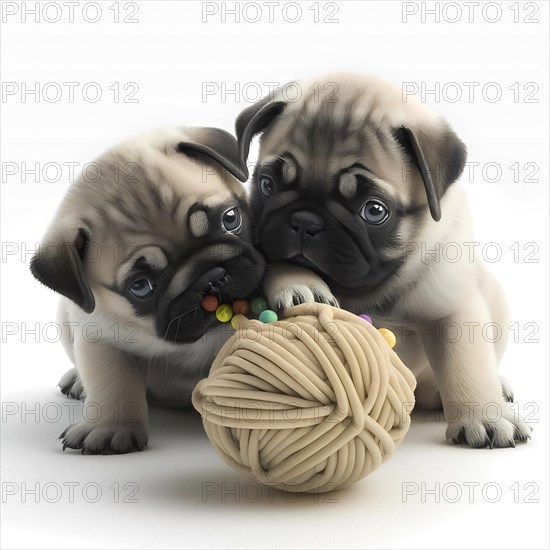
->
[31,127,264,454]
[235,73,531,448]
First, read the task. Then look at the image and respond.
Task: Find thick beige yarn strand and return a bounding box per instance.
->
[192,303,416,493]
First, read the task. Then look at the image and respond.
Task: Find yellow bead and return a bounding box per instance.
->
[231,314,248,329]
[378,328,396,348]
[216,304,234,323]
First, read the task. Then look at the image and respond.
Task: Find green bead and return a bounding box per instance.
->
[259,309,278,323]
[251,297,268,315]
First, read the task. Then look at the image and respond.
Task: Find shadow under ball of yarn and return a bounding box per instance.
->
[192,303,417,494]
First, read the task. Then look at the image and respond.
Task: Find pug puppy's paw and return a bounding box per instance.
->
[268,283,339,310]
[263,262,339,310]
[446,411,532,449]
[58,368,86,400]
[60,421,148,454]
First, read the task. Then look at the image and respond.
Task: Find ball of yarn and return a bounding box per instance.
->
[192,303,416,493]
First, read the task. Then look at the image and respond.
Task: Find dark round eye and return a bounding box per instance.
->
[129,278,155,298]
[259,175,276,198]
[222,207,242,233]
[360,200,389,225]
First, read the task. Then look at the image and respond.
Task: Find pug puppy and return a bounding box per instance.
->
[31,127,264,454]
[235,73,531,448]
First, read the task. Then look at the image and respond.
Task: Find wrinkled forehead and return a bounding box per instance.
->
[258,102,401,187]
[86,144,246,237]
[104,197,246,284]
[140,144,245,199]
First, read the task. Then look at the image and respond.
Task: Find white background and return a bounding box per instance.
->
[1,1,549,548]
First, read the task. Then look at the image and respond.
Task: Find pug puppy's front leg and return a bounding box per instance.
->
[423,295,531,448]
[60,335,148,454]
[263,262,339,310]
[58,367,86,400]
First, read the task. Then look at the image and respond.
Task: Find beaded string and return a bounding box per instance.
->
[201,295,397,348]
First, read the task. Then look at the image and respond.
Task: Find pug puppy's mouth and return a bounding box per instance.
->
[164,265,253,344]
[269,247,398,298]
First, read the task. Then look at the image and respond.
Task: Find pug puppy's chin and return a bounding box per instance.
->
[235,72,532,449]
[31,127,265,454]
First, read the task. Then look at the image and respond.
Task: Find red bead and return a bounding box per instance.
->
[201,295,219,312]
[232,299,250,315]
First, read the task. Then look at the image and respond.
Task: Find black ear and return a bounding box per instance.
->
[30,228,95,313]
[393,125,467,222]
[235,98,287,180]
[177,127,247,182]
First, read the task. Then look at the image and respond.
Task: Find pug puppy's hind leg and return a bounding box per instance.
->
[60,336,148,454]
[263,262,339,310]
[423,295,532,448]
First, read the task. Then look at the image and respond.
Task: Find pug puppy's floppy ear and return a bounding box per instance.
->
[31,226,95,313]
[393,124,467,222]
[177,127,247,182]
[235,97,287,179]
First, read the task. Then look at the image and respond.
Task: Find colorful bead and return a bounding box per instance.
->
[231,314,248,329]
[259,309,278,323]
[359,314,372,324]
[251,297,268,315]
[215,304,234,323]
[232,299,250,315]
[201,295,219,312]
[378,328,396,348]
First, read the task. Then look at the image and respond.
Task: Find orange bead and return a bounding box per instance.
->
[201,295,219,312]
[232,299,250,315]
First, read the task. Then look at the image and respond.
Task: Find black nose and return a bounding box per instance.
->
[290,210,325,237]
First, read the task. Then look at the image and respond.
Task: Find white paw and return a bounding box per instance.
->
[60,421,148,454]
[446,408,532,449]
[499,375,514,403]
[58,368,86,400]
[267,282,339,311]
[263,262,339,311]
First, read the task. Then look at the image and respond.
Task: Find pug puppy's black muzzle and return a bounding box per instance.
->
[256,197,397,294]
[160,246,264,344]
